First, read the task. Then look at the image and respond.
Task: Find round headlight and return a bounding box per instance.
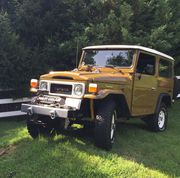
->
[74,84,83,96]
[39,81,48,91]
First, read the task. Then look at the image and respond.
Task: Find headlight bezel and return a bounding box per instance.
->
[39,81,48,91]
[73,84,84,96]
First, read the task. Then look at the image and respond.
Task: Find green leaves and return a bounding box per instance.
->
[0,0,179,91]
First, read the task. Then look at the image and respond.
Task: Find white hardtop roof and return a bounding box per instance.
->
[83,45,174,61]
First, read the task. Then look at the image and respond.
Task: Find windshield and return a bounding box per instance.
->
[82,49,135,67]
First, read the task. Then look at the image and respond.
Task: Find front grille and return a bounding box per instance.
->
[50,83,72,95]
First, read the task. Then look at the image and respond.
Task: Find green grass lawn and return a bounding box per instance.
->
[0,100,180,178]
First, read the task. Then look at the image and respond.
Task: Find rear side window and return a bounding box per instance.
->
[136,53,156,75]
[159,59,172,78]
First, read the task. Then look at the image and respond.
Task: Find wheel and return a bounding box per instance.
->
[143,103,168,132]
[27,115,61,138]
[94,99,117,150]
[27,115,40,139]
[83,121,94,130]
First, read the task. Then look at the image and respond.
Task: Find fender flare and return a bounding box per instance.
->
[155,93,171,113]
[84,89,124,99]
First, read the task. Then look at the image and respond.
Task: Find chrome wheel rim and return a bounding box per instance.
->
[110,111,116,140]
[158,110,165,129]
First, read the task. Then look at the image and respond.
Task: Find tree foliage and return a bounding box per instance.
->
[0,0,179,90]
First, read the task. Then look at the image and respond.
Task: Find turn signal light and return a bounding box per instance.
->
[88,83,98,93]
[30,79,38,88]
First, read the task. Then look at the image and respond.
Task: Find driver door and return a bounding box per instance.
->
[132,52,158,116]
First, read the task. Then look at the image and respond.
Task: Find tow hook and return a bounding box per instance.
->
[27,107,33,116]
[50,110,56,119]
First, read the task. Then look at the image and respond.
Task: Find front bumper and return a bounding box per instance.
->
[21,103,75,118]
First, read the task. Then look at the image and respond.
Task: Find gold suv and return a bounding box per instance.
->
[21,45,174,150]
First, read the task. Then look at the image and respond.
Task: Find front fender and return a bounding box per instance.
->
[84,89,124,99]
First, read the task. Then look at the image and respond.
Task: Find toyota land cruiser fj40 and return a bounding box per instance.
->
[21,45,174,150]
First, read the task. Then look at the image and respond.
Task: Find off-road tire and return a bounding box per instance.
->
[83,121,94,130]
[27,115,61,138]
[94,99,117,150]
[143,103,168,132]
[27,115,40,139]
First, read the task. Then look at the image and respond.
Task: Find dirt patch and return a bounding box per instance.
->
[0,145,16,156]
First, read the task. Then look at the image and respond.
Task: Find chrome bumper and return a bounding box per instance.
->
[21,103,73,118]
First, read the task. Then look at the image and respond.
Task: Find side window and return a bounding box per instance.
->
[136,53,156,75]
[159,59,172,78]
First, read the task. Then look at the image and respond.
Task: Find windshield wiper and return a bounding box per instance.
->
[105,65,115,68]
[105,65,124,74]
[79,64,99,72]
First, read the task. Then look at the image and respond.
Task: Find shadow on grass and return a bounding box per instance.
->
[1,112,180,177]
[0,127,108,178]
[49,101,180,177]
[48,120,179,177]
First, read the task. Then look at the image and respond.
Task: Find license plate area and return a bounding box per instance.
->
[37,95,65,105]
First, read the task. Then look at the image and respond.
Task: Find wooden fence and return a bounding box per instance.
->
[0,97,30,118]
[0,89,30,118]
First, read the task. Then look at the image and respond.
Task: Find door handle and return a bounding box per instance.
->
[151,87,156,90]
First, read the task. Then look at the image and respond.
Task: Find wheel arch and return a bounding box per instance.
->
[94,94,131,118]
[155,94,172,113]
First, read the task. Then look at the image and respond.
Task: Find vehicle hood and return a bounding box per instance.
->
[40,71,131,84]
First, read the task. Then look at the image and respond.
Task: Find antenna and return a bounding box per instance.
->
[75,38,79,68]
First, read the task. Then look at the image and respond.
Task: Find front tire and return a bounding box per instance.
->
[94,99,117,150]
[83,121,94,130]
[27,115,61,138]
[27,115,40,139]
